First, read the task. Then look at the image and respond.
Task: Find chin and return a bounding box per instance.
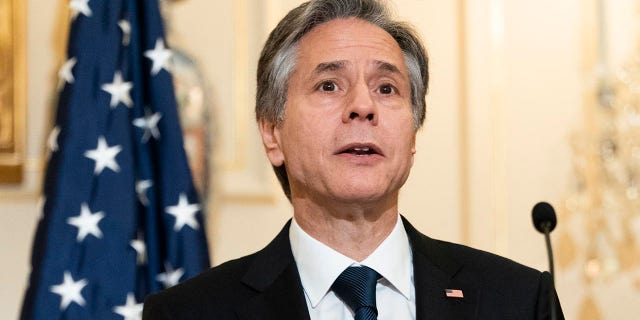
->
[329,185,393,205]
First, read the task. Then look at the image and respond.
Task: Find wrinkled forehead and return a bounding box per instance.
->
[293,17,408,76]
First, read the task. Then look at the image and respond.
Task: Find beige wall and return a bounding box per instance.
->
[1,0,638,318]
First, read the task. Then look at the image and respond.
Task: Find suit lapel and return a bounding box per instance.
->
[233,217,481,319]
[235,220,310,320]
[403,217,480,320]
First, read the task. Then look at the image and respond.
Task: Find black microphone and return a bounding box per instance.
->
[532,201,558,320]
[532,202,557,279]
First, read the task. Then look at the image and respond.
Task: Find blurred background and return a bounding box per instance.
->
[2,0,640,318]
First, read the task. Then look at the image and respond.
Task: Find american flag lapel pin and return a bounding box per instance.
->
[445,289,464,298]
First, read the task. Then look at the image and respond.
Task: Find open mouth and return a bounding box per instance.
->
[336,143,383,156]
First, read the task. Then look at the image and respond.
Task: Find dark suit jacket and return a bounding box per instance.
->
[143,217,563,319]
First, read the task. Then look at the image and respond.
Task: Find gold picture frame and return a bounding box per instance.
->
[0,0,26,183]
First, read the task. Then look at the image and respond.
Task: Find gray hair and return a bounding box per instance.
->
[256,0,429,200]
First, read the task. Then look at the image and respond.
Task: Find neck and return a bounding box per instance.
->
[292,196,399,262]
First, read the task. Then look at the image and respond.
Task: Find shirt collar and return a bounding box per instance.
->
[289,215,413,308]
[361,216,413,300]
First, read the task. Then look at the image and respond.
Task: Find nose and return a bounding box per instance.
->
[342,82,378,125]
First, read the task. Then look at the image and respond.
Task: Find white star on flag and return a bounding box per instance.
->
[58,57,77,88]
[101,71,133,108]
[133,109,162,143]
[156,262,185,288]
[49,271,88,311]
[69,0,92,20]
[144,38,172,75]
[84,136,122,175]
[165,193,200,231]
[135,179,153,206]
[130,235,147,265]
[118,19,131,46]
[113,293,143,320]
[47,126,61,152]
[67,202,105,242]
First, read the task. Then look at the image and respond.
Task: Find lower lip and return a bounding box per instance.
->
[336,153,384,164]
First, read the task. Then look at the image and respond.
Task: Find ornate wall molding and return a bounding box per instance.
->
[216,0,282,204]
[0,0,26,184]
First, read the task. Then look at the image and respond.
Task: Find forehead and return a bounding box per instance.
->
[295,18,407,73]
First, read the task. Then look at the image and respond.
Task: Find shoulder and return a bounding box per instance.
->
[143,220,295,319]
[428,239,560,318]
[432,238,542,282]
[403,217,544,292]
[142,253,260,319]
[403,217,561,318]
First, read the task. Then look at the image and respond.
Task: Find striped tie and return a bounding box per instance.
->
[331,266,382,320]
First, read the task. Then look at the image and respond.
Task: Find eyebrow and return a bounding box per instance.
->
[313,60,348,74]
[312,60,403,76]
[373,60,402,75]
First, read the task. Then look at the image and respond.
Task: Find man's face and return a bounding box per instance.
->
[260,18,417,205]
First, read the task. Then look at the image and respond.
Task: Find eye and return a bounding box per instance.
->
[318,81,338,92]
[378,84,396,95]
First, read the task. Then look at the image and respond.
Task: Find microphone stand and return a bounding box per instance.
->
[542,222,557,320]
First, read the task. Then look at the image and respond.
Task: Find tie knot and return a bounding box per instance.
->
[331,266,381,319]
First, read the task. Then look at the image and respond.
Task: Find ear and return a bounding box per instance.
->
[258,119,285,167]
[410,133,417,155]
[410,133,416,165]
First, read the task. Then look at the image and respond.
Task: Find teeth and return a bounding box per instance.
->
[340,145,378,155]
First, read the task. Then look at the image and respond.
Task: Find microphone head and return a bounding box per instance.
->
[532,202,557,233]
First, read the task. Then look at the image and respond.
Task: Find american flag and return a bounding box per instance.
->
[445,289,464,298]
[20,0,210,319]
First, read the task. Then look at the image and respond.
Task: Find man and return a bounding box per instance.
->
[143,0,563,319]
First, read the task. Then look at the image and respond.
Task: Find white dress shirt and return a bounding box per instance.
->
[289,215,416,320]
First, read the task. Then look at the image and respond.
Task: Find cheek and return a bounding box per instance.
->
[280,121,328,163]
[389,132,417,171]
[386,114,416,148]
[289,109,337,145]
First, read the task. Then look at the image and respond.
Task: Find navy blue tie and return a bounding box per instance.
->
[331,266,382,320]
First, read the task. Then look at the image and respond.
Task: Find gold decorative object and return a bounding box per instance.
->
[0,0,26,183]
[172,48,210,203]
[556,229,577,270]
[566,22,640,283]
[578,293,603,320]
[561,0,640,317]
[161,0,212,205]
